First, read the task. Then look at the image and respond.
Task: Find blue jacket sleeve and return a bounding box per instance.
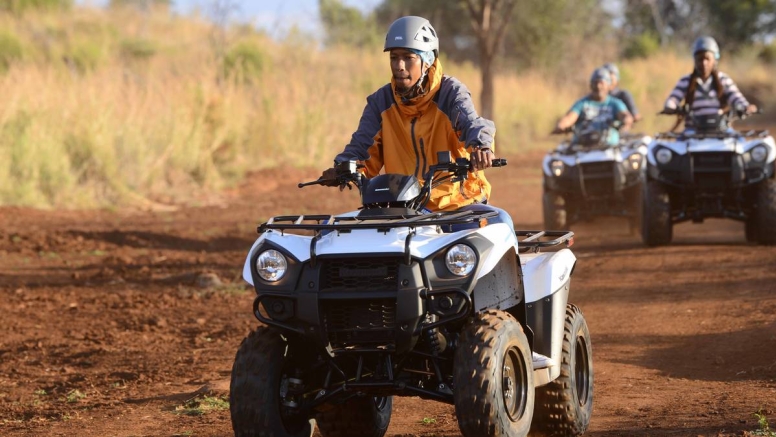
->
[436,76,495,148]
[334,85,391,164]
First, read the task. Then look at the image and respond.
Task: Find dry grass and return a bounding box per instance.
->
[0,6,773,208]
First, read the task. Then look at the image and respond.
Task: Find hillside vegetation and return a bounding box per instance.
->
[0,5,773,208]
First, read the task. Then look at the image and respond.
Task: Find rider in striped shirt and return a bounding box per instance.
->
[664,36,757,129]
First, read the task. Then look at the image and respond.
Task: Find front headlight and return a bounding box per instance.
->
[627,153,642,170]
[550,160,564,177]
[750,145,768,163]
[655,148,673,165]
[445,244,476,276]
[256,249,287,282]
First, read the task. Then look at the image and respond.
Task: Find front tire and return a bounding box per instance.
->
[754,178,776,245]
[531,304,593,437]
[230,327,314,437]
[543,190,567,230]
[626,182,643,235]
[316,396,392,437]
[454,310,535,437]
[641,180,672,246]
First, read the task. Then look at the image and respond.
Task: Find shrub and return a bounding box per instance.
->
[120,38,156,61]
[223,42,267,83]
[0,0,72,14]
[622,33,660,60]
[0,31,24,72]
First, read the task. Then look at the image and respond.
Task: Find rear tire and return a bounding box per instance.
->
[641,180,672,246]
[755,178,776,245]
[531,304,593,437]
[230,327,314,437]
[316,396,392,437]
[543,190,567,230]
[454,310,534,437]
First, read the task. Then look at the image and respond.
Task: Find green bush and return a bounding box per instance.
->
[223,42,267,83]
[622,33,660,60]
[0,0,72,14]
[120,38,156,61]
[64,40,104,73]
[758,44,776,64]
[0,31,24,72]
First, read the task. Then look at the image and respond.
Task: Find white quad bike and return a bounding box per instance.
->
[542,122,651,232]
[642,109,776,246]
[230,153,594,437]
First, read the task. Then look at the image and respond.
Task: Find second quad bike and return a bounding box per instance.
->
[642,109,776,246]
[543,121,651,232]
[230,153,594,437]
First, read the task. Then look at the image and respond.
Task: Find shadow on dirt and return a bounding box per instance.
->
[586,422,754,437]
[600,322,776,382]
[67,230,253,253]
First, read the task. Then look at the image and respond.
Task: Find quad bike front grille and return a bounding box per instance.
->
[692,152,733,192]
[320,258,400,292]
[321,299,396,345]
[580,162,614,196]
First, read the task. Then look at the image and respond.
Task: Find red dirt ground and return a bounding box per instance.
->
[1,152,775,437]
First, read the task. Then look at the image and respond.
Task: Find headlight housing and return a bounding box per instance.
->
[445,244,476,276]
[550,160,564,177]
[750,145,768,163]
[255,249,288,282]
[627,153,642,170]
[655,148,673,165]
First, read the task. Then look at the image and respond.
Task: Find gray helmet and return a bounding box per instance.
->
[383,16,439,55]
[692,36,720,59]
[602,63,619,81]
[590,67,612,85]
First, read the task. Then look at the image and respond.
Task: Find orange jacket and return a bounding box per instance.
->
[334,59,496,211]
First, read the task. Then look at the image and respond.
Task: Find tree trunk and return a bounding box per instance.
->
[480,50,495,120]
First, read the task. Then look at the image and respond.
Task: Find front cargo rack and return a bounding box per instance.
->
[258,210,499,234]
[515,230,574,253]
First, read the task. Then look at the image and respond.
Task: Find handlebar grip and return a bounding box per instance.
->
[492,158,507,167]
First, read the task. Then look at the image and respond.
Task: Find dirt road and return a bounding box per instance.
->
[1,153,774,436]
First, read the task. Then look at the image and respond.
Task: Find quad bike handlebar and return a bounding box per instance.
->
[299,155,506,189]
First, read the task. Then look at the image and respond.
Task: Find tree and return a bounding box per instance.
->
[462,0,516,120]
[319,0,381,48]
[703,0,776,48]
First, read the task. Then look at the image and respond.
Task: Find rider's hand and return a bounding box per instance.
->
[320,168,340,187]
[747,104,758,115]
[470,148,494,171]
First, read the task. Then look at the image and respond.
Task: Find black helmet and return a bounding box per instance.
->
[692,36,720,60]
[383,16,439,56]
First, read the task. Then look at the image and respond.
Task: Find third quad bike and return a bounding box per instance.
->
[642,109,776,246]
[230,153,594,437]
[543,122,651,232]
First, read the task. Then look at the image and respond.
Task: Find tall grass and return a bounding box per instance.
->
[0,6,773,208]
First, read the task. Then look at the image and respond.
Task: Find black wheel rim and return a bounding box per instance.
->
[574,329,591,406]
[502,346,528,421]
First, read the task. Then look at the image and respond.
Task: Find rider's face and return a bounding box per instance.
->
[694,51,716,78]
[590,79,608,100]
[390,49,423,92]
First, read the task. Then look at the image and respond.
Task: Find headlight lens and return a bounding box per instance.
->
[445,244,476,276]
[655,148,673,165]
[550,160,564,177]
[627,153,642,170]
[256,249,287,282]
[750,145,768,163]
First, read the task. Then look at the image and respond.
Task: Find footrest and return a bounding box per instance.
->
[532,352,554,370]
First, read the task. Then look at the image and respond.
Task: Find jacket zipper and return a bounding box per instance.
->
[419,138,428,178]
[410,117,421,177]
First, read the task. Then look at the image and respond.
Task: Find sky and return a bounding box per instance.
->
[77,0,382,38]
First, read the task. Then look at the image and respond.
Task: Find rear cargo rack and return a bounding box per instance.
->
[516,230,574,253]
[258,210,499,234]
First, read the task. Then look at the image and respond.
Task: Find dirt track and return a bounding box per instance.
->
[1,152,775,436]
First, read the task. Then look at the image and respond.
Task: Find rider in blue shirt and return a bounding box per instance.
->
[554,68,633,146]
[603,62,642,122]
